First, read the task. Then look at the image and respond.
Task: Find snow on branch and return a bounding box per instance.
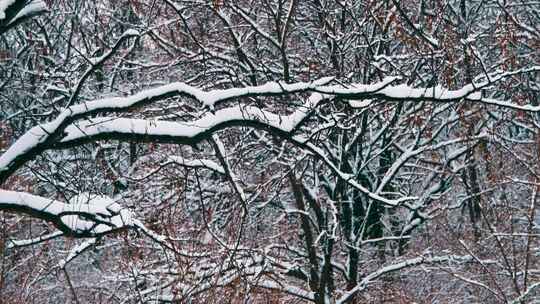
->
[6,0,47,24]
[0,67,537,186]
[6,230,63,249]
[0,0,16,20]
[166,156,225,174]
[0,191,133,237]
[0,79,333,184]
[319,66,540,105]
[510,282,540,304]
[57,238,97,269]
[153,255,315,302]
[57,103,321,145]
[336,255,485,304]
[0,0,48,35]
[66,29,140,107]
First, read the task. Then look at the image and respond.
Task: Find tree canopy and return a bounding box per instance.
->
[0,0,539,303]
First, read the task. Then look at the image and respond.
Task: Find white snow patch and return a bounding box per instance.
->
[0,0,16,20]
[0,190,132,234]
[8,0,47,25]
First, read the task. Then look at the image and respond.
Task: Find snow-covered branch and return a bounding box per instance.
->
[2,65,537,185]
[0,0,48,35]
[0,191,133,237]
[337,255,479,304]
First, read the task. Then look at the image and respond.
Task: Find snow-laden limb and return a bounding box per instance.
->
[476,97,540,112]
[151,257,315,303]
[450,273,505,301]
[0,190,133,237]
[57,238,97,269]
[127,155,225,181]
[1,67,535,185]
[248,280,315,301]
[228,3,281,48]
[11,100,404,209]
[58,100,323,144]
[0,0,48,35]
[6,0,46,25]
[167,156,225,174]
[54,104,413,207]
[336,255,476,304]
[66,29,140,107]
[301,142,417,208]
[0,0,16,20]
[510,281,540,304]
[0,79,332,184]
[319,66,540,104]
[132,219,211,258]
[121,279,178,304]
[6,230,63,249]
[211,134,247,203]
[390,0,439,49]
[375,133,487,195]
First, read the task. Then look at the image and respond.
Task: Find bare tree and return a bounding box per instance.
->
[1,0,539,303]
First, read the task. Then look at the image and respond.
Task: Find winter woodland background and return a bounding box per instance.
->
[0,0,539,303]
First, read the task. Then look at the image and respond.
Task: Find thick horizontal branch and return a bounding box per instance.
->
[56,103,316,145]
[317,66,540,104]
[1,67,537,186]
[0,79,333,184]
[51,102,414,208]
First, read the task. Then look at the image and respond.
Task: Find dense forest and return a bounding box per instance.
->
[0,0,539,303]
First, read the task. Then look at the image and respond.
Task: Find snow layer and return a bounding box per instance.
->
[60,98,325,144]
[1,69,538,182]
[8,0,47,25]
[0,0,16,20]
[167,156,225,174]
[0,190,132,234]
